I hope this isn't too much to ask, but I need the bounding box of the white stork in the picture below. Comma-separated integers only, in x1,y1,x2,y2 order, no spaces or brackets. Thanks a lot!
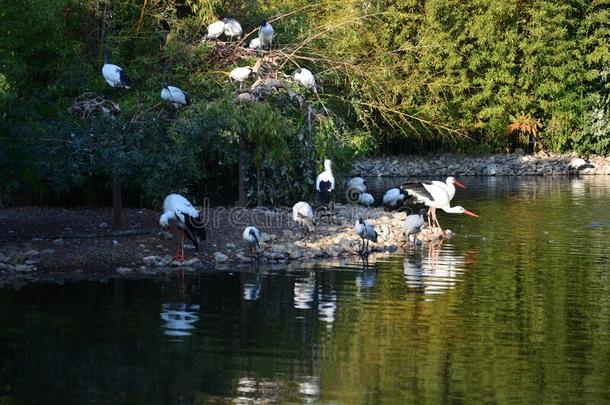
316,159,335,219
102,49,131,89
160,82,190,108
258,20,274,50
159,194,207,262
400,182,478,229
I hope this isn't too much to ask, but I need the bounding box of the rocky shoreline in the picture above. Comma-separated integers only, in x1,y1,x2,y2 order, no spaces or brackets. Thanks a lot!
0,205,445,283
351,152,610,177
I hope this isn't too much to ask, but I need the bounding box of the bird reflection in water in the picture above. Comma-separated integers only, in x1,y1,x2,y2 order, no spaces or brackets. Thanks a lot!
160,303,200,338
318,285,337,329
404,240,478,299
356,259,378,290
233,375,320,404
294,272,316,310
242,270,262,301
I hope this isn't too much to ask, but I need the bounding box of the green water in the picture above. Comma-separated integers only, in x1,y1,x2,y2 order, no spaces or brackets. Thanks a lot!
0,177,609,404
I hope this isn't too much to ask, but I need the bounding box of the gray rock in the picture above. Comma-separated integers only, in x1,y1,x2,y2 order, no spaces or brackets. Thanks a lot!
52,238,64,245
0,263,15,271
159,231,174,240
183,257,202,267
40,248,56,255
260,233,277,242
214,252,229,263
25,249,40,257
142,255,159,266
116,267,132,274
98,222,109,228
236,254,253,263
15,264,33,272
265,252,285,260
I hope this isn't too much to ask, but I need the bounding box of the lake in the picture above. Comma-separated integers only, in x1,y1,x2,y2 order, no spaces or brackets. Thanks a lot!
1,176,609,404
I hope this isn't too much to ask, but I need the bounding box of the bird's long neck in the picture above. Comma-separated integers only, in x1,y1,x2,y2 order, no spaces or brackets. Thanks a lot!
442,206,462,214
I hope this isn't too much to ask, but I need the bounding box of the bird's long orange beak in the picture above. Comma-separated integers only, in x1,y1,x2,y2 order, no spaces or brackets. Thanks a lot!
464,210,479,218
453,179,466,189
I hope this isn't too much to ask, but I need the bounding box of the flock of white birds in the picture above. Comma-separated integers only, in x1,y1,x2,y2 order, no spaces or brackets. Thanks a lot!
101,17,317,109
102,16,479,262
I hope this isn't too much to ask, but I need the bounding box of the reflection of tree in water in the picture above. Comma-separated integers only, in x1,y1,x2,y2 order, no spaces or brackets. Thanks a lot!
404,240,478,298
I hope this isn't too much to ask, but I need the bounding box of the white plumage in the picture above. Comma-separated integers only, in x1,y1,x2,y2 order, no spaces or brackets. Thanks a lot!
358,192,374,206
430,176,464,201
242,225,261,255
258,20,274,50
230,67,253,88
292,201,316,232
206,20,225,39
316,159,335,209
293,68,317,93
355,218,378,256
159,194,207,260
102,50,131,89
223,18,242,41
382,188,405,207
248,38,262,50
161,82,189,108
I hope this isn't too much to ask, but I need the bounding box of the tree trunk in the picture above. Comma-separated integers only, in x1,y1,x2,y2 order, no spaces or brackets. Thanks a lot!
112,176,122,228
237,135,247,207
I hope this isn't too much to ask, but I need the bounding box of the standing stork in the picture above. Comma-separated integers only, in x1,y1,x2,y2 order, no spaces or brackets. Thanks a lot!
242,225,261,258
159,194,207,262
355,218,378,257
160,81,190,108
258,20,274,50
316,159,335,221
102,49,131,89
400,182,478,230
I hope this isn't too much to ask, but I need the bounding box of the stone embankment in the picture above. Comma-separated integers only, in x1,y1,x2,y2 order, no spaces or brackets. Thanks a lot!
351,152,610,177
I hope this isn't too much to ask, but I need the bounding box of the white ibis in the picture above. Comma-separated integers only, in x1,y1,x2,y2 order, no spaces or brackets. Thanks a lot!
242,225,261,257
400,182,478,229
293,68,317,93
230,66,254,89
355,218,378,257
159,194,207,262
160,82,190,108
258,20,274,50
102,49,131,89
358,192,374,207
293,201,316,233
223,18,242,41
404,209,427,242
206,20,225,39
248,38,262,50
316,159,335,218
382,187,406,208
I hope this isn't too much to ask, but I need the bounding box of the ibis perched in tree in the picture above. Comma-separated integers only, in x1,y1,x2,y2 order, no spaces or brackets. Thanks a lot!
242,225,261,258
223,18,242,41
258,20,274,50
159,194,207,262
293,68,317,93
293,202,316,233
102,49,131,89
400,182,478,229
355,218,378,257
316,159,335,219
160,82,190,108
230,66,254,89
404,209,427,242
206,19,225,40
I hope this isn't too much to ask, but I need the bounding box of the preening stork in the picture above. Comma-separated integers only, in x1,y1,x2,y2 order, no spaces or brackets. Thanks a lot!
159,194,207,262
102,49,131,89
400,182,478,230
161,82,190,108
